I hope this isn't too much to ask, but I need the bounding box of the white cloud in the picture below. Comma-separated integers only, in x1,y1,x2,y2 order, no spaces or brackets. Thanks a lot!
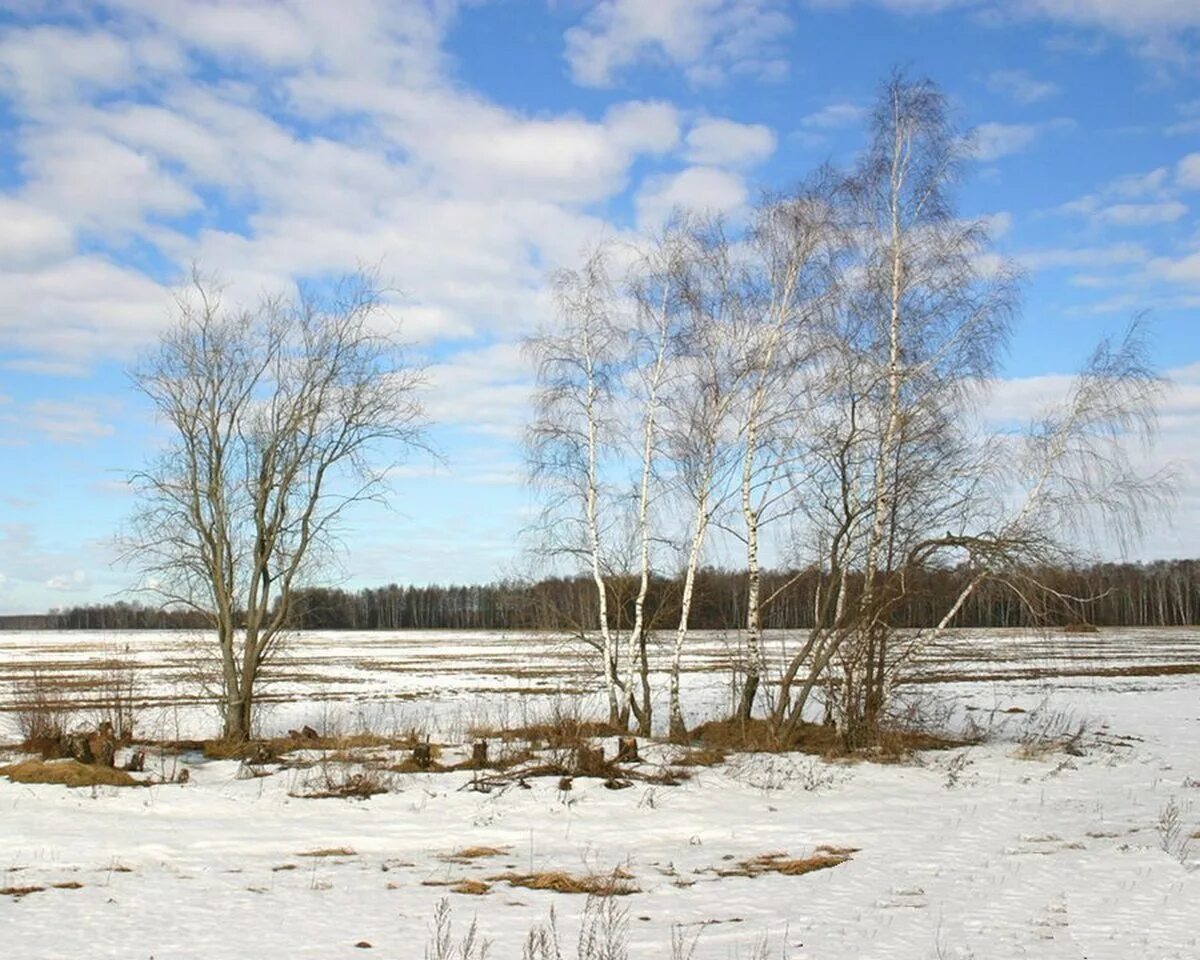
973,118,1072,161
635,166,749,228
1062,196,1190,226
0,197,74,268
1020,0,1200,35
987,69,1060,103
684,117,776,167
423,342,534,439
1178,153,1200,190
564,0,793,88
1017,243,1150,271
800,102,867,129
1150,249,1200,286
1093,201,1189,226
28,400,117,444
46,569,88,592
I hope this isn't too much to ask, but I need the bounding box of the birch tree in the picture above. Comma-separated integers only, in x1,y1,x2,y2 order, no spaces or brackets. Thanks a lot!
663,217,749,739
127,272,427,741
526,249,628,725
771,74,1164,746
729,183,841,721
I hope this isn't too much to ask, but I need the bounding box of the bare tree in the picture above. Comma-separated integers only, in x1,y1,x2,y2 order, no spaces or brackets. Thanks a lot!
526,249,628,725
662,216,749,739
727,182,841,721
126,271,426,741
771,74,1165,746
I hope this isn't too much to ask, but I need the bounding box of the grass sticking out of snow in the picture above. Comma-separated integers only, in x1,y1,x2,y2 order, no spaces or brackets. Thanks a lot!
488,869,639,896
0,759,140,787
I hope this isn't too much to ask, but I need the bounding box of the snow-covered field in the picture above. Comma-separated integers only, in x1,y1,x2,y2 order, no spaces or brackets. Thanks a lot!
1,628,1198,959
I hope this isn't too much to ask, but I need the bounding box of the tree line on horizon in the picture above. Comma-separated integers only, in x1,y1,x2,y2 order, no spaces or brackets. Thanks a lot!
33,556,1199,632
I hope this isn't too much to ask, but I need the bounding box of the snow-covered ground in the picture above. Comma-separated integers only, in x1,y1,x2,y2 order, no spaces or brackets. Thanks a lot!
1,628,1198,959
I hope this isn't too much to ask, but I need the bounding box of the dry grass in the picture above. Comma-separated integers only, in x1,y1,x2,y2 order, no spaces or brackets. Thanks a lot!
202,732,421,762
0,885,45,899
449,879,492,896
290,765,393,800
674,745,729,767
0,759,140,788
1062,623,1100,634
488,868,638,896
440,846,510,864
51,881,84,889
691,715,970,763
716,848,856,879
297,847,356,858
467,715,619,749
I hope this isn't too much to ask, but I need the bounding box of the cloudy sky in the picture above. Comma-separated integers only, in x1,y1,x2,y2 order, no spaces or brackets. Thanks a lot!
0,0,1198,615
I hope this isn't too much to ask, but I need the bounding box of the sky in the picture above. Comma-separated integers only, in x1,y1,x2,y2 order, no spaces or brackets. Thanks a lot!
0,0,1198,616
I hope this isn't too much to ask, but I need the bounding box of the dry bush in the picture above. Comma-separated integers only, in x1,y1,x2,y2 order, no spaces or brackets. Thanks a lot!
1012,709,1088,760
297,847,356,858
489,869,638,897
292,763,393,800
93,646,139,742
469,699,618,749
0,759,141,788
11,671,75,746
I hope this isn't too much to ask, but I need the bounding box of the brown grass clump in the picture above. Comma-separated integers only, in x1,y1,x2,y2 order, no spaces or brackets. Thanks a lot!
717,849,855,879
389,757,449,774
440,846,510,864
297,847,356,858
450,879,492,896
468,718,619,749
0,759,140,788
51,881,84,890
674,745,728,767
0,885,45,899
1062,622,1100,634
691,716,967,762
488,869,638,896
291,767,392,800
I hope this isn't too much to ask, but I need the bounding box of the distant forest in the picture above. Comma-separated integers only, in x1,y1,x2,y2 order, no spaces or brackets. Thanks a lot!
13,558,1198,632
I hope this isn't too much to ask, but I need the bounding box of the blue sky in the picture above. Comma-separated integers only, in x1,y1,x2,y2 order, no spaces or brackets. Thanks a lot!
0,0,1198,615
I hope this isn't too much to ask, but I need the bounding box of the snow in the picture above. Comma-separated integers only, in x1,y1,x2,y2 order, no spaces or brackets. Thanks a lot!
1,628,1198,958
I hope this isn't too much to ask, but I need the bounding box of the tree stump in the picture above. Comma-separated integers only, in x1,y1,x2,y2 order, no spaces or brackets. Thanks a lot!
615,736,639,763
471,740,489,768
90,722,117,768
124,750,146,773
62,732,93,764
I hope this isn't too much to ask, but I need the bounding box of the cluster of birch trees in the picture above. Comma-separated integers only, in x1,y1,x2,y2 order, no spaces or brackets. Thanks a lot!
525,75,1166,745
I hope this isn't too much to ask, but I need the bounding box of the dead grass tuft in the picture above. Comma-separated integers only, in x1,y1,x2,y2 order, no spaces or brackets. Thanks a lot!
467,717,619,749
297,847,356,858
0,885,45,899
717,849,854,879
488,869,638,896
449,879,492,895
51,881,84,889
691,716,967,762
440,846,510,863
0,759,140,788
